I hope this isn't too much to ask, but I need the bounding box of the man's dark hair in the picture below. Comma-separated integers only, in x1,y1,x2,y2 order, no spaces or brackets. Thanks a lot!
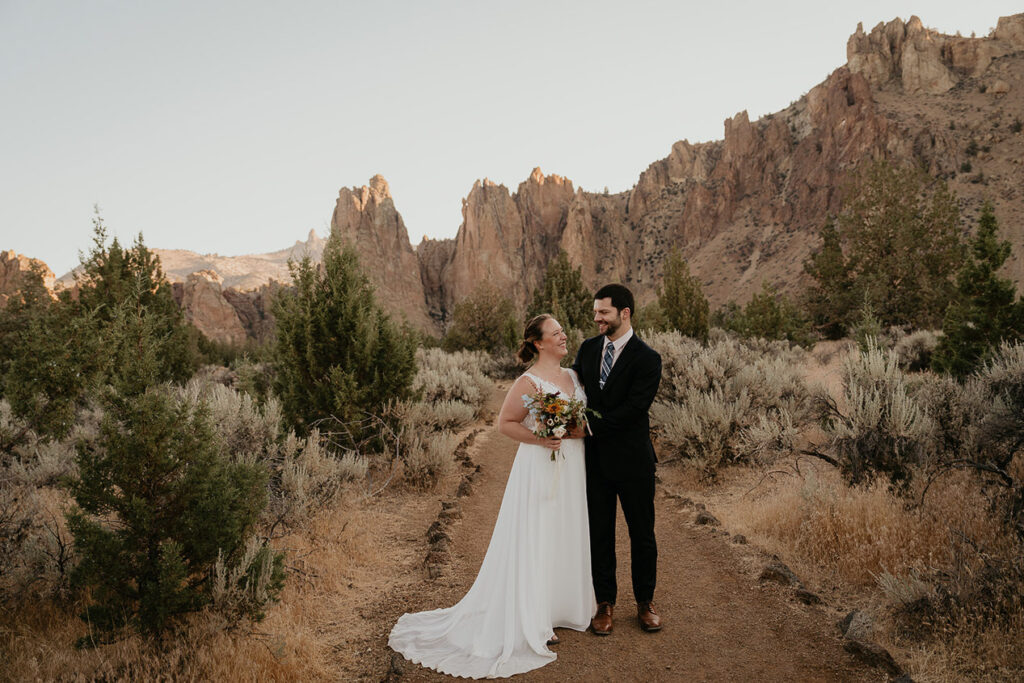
594,284,635,316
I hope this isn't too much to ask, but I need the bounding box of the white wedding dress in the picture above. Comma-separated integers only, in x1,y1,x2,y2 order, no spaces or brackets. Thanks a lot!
388,369,597,679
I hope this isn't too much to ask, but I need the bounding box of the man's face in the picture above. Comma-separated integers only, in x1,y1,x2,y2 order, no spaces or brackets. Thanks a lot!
593,297,623,337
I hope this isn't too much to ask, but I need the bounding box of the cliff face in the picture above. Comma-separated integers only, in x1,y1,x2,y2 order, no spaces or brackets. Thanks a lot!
0,250,55,307
330,175,433,330
23,13,1024,343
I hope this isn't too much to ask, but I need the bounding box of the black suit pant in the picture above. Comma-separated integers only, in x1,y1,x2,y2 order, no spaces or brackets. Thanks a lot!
586,463,657,605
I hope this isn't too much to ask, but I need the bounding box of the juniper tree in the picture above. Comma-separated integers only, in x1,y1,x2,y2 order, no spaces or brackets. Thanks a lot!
933,202,1024,376
804,161,964,334
658,249,709,343
803,219,855,338
527,250,592,332
442,279,519,354
74,211,198,385
66,302,279,639
272,238,417,439
0,264,107,441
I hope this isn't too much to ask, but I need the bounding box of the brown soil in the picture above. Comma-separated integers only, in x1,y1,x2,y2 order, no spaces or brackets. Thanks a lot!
344,384,885,682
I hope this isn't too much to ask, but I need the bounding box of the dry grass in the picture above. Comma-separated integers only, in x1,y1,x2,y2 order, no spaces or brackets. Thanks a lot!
0,486,428,681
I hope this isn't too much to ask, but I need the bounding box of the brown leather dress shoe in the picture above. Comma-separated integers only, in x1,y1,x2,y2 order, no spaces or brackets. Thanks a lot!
637,601,662,632
591,602,613,635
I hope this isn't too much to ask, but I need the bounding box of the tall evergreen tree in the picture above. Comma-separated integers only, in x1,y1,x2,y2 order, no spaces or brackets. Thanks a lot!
933,202,1023,376
803,219,855,339
272,238,417,438
74,212,198,384
804,160,964,333
526,251,593,332
0,264,107,441
658,249,709,343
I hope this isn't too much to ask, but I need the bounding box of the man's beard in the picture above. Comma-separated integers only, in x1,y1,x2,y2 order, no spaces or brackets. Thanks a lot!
602,314,622,337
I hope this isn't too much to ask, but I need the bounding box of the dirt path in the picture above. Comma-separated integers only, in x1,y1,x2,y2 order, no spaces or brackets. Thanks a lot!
367,385,880,681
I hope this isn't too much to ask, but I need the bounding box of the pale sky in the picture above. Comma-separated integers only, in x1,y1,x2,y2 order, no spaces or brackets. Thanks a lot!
1,1,1020,276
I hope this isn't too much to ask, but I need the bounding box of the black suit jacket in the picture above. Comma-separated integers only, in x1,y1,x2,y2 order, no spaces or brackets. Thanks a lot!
572,332,662,481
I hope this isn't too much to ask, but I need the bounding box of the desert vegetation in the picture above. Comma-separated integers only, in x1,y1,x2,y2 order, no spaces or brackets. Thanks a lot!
3,155,1023,680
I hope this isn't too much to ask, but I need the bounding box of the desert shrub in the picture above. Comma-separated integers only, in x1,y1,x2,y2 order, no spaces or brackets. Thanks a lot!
894,329,942,371
273,239,417,441
67,387,279,639
399,400,476,433
412,348,492,413
178,380,365,533
0,400,101,604
397,427,460,490
820,339,935,487
647,331,812,477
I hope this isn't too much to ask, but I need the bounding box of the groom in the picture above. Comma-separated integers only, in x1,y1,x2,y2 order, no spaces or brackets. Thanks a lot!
572,284,663,635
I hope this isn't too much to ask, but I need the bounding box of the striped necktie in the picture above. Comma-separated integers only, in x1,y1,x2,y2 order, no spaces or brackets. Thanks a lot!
599,340,615,389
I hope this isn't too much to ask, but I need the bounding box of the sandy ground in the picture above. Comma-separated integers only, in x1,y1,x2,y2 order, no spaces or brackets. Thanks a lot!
342,380,888,682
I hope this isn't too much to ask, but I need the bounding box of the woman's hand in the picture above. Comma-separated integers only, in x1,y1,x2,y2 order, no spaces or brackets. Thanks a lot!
566,424,586,439
538,437,562,450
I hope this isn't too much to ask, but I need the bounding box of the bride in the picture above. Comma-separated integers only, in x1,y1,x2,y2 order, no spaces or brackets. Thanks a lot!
388,314,597,678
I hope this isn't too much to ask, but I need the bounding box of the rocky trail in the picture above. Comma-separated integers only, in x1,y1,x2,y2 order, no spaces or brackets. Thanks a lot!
345,384,886,682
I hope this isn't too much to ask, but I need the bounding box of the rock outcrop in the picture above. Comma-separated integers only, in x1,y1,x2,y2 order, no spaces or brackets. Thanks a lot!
173,270,248,346
0,250,55,307
35,12,1024,344
847,14,1024,94
330,175,433,329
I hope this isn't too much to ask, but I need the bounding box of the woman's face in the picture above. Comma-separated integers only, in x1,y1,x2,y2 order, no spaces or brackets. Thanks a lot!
537,318,568,359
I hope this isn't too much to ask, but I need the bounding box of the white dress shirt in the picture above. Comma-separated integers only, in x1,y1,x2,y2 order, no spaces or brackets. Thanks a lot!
600,326,633,373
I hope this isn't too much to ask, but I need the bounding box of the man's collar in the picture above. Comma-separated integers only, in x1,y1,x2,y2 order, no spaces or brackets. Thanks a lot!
603,326,634,350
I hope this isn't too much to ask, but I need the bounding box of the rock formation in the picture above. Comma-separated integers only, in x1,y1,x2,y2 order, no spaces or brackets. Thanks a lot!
29,12,1024,344
330,175,433,329
172,270,248,346
0,250,55,307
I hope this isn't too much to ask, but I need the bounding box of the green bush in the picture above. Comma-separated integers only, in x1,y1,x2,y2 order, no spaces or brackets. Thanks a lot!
526,250,592,332
933,202,1024,377
442,280,519,355
272,239,417,441
67,387,279,639
803,160,964,335
713,283,813,346
657,249,709,343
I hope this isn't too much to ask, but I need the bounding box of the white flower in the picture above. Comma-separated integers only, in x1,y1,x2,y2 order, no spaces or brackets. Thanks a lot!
552,425,566,438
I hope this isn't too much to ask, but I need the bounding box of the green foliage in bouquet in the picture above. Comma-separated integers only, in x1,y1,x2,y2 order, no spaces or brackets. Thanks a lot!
273,238,417,439
66,385,278,640
804,160,964,335
657,249,709,344
442,279,519,355
933,202,1024,377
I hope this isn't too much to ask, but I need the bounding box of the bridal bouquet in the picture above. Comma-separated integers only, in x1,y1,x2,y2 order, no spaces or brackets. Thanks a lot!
522,391,591,460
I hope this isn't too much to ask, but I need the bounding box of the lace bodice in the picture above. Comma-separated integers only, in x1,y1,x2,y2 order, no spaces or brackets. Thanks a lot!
520,369,585,431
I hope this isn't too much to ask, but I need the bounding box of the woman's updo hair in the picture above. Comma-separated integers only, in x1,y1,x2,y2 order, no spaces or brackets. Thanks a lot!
517,314,552,364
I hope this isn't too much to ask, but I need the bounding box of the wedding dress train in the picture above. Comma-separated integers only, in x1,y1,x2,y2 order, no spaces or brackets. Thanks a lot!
388,370,596,678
